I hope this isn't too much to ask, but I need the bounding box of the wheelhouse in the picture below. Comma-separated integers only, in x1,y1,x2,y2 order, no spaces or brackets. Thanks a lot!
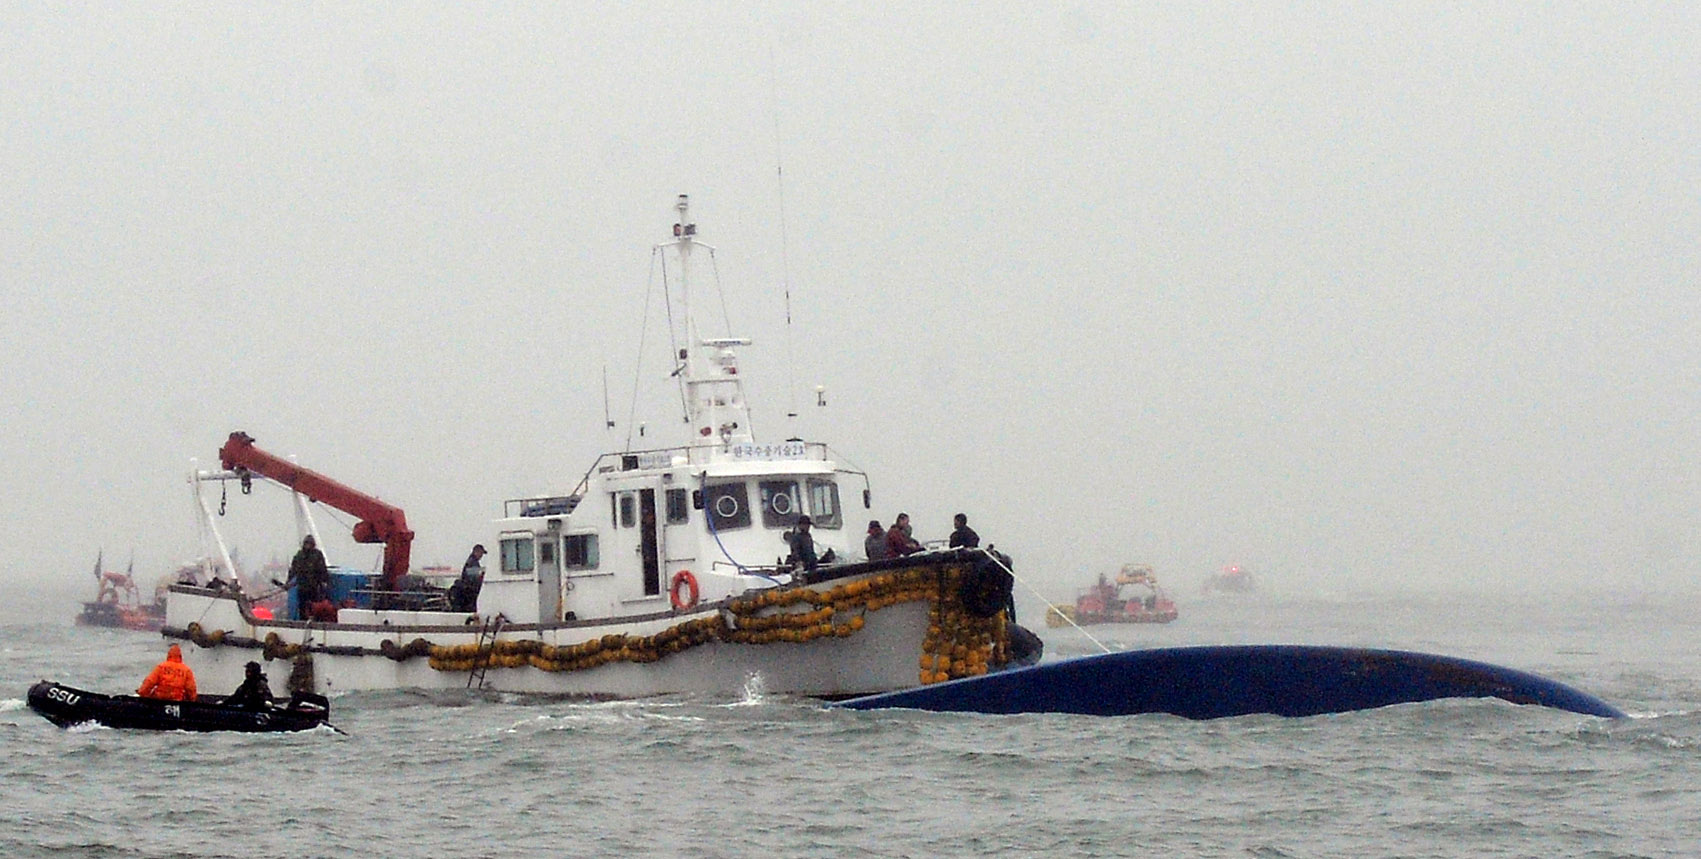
481,442,866,625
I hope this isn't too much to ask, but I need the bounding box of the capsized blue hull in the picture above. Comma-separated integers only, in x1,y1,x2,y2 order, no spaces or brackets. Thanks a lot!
833,645,1625,719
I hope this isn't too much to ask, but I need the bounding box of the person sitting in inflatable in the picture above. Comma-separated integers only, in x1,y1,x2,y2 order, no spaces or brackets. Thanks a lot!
137,644,197,701
225,661,273,710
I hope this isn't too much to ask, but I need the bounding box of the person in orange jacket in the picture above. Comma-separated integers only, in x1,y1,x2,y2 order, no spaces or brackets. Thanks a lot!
137,643,197,701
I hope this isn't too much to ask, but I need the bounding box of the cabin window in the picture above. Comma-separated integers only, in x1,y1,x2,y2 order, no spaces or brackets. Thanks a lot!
705,482,751,531
500,537,535,575
618,493,636,528
665,488,690,524
760,480,801,529
807,479,842,529
564,534,599,569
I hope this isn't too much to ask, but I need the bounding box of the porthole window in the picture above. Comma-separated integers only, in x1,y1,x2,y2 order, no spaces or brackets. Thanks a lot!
705,482,751,531
760,480,801,529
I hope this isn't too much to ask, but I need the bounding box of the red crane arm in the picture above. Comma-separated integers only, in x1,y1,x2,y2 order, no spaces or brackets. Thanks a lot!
219,431,415,591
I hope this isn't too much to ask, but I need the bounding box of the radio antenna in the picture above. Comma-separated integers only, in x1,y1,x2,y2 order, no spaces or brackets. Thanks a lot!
602,364,615,432
769,43,800,433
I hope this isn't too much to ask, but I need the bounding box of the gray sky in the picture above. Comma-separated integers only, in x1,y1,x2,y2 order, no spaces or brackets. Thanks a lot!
4,4,1698,615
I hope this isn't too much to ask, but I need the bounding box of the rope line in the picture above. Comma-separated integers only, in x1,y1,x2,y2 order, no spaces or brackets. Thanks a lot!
972,548,1111,655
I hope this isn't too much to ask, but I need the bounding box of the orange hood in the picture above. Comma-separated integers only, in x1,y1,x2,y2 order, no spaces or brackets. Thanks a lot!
166,644,183,662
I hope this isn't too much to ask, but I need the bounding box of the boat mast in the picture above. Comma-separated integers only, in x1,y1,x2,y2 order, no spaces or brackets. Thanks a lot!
668,194,754,450
189,467,238,585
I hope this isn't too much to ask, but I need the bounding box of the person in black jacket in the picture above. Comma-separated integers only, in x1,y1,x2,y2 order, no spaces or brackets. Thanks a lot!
948,513,980,549
285,535,331,620
449,544,487,611
787,516,819,572
226,661,274,710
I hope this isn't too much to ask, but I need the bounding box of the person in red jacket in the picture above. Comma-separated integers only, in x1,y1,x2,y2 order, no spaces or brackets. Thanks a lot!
885,512,923,557
137,644,197,701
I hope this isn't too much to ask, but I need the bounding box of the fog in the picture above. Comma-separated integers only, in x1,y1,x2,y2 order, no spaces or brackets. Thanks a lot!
4,5,1698,619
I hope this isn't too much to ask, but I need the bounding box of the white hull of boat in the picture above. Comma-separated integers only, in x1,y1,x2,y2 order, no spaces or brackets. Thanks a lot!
165,563,983,699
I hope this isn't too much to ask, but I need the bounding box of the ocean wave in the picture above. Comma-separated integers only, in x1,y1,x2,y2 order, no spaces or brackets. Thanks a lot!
1618,708,1698,719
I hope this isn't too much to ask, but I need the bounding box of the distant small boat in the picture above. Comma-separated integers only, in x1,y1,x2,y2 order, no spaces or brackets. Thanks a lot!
76,555,165,632
1203,564,1255,594
26,681,332,733
1047,564,1178,626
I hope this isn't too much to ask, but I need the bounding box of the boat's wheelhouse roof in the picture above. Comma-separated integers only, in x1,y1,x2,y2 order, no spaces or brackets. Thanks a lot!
499,441,853,524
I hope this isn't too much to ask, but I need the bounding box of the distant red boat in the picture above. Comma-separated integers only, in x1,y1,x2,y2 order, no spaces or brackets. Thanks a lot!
77,557,166,631
1203,565,1255,594
1047,564,1179,627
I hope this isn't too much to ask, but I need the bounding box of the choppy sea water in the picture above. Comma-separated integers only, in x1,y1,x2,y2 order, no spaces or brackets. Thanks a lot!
3,590,1698,858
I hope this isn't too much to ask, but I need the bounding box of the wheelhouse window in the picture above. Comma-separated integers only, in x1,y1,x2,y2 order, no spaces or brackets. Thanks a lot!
563,534,599,569
665,488,690,524
500,537,535,576
705,482,751,531
806,479,842,529
760,480,801,529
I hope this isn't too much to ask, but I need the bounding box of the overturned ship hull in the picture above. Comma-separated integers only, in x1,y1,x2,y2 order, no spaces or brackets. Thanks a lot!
835,644,1625,720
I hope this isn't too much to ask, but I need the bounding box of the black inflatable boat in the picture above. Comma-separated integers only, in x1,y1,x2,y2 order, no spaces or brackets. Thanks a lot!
27,681,332,732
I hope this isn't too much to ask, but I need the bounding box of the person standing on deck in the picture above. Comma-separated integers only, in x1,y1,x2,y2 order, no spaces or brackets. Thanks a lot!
948,513,980,549
865,520,893,561
285,535,331,620
450,544,487,611
885,513,923,557
788,516,819,572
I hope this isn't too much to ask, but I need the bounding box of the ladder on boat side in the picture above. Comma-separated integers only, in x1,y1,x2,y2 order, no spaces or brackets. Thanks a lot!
467,615,505,690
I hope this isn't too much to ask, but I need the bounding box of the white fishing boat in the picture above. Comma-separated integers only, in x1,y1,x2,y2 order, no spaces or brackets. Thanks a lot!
165,196,1039,698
